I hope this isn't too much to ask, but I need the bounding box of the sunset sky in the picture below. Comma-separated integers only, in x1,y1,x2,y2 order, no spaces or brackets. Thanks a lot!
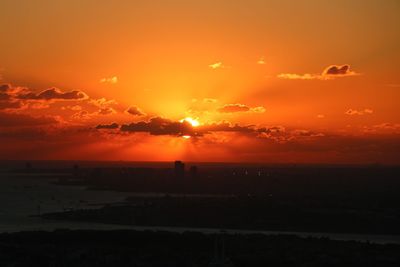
1,0,399,163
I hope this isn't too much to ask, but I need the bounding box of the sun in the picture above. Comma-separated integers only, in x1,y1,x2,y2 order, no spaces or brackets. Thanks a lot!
181,117,200,127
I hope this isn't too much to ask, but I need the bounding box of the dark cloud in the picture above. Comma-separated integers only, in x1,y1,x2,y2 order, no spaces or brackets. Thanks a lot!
0,84,20,110
278,64,358,80
96,122,119,129
0,84,89,111
121,117,195,136
323,65,350,75
126,106,146,116
112,117,278,138
0,93,11,100
0,100,22,110
17,87,88,101
0,84,11,92
0,112,58,127
119,117,260,136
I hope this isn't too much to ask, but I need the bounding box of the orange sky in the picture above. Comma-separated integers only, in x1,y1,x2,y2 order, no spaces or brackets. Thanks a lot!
0,0,399,164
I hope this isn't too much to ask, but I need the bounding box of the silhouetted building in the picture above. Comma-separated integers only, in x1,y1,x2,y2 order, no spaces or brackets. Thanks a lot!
174,161,185,178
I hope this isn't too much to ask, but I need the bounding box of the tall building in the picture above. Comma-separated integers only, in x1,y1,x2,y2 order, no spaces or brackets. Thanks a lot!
174,161,185,178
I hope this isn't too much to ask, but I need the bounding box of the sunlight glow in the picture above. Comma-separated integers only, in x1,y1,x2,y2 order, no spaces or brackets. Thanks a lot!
181,117,200,127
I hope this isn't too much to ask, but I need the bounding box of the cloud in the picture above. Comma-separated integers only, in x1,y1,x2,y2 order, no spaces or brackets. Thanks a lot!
71,107,116,121
209,62,225,69
88,98,117,116
104,116,319,144
100,76,118,84
201,121,255,134
187,98,219,117
119,118,263,137
61,105,82,111
278,64,359,80
203,98,217,103
97,107,116,115
218,104,250,113
192,98,218,103
257,57,266,65
126,106,146,116
0,84,11,92
88,98,116,108
0,100,22,110
323,65,353,75
0,112,58,127
119,118,247,137
29,102,50,109
217,104,266,113
121,117,195,136
0,84,23,110
0,84,89,112
71,110,92,120
114,117,327,146
373,123,400,130
345,108,373,116
17,88,88,101
363,123,400,134
292,129,325,137
250,106,266,113
96,122,119,129
277,73,317,80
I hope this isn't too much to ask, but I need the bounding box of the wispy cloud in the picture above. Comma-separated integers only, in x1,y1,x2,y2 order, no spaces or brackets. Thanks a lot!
217,103,266,113
345,108,373,116
277,73,317,80
257,57,266,65
278,65,360,80
209,62,224,69
61,105,82,111
100,76,118,84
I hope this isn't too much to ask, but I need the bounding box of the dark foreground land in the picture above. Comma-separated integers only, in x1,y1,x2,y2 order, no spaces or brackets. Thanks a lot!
5,162,400,235
41,194,400,235
1,229,400,267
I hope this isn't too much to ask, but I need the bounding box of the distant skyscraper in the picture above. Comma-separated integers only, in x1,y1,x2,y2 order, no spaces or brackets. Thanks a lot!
174,161,185,178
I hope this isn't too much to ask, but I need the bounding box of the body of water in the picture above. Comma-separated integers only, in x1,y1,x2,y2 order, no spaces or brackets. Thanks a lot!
1,173,400,244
